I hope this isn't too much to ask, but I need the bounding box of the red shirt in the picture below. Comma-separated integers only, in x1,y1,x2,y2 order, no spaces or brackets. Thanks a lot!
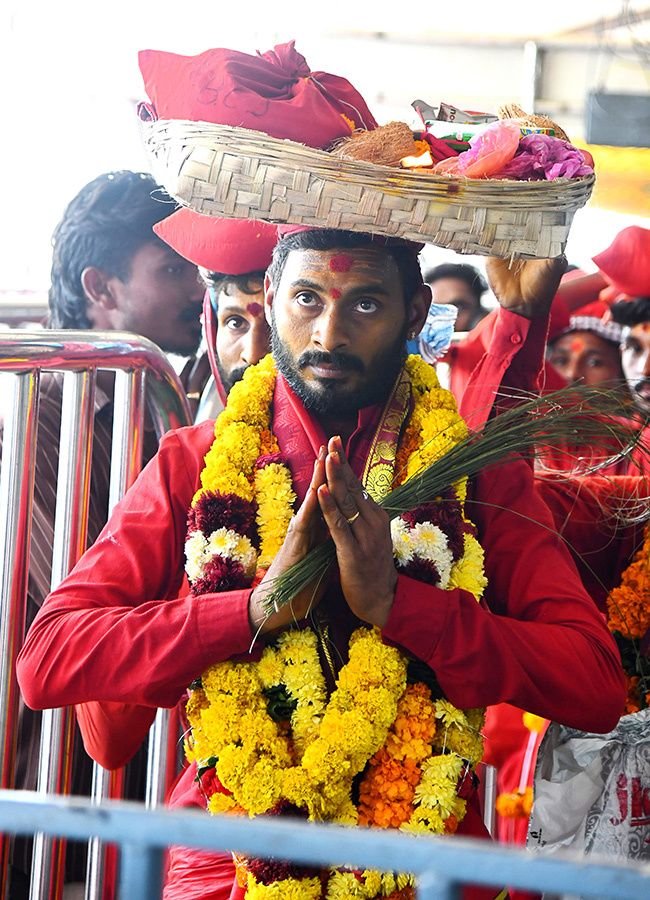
17,379,626,900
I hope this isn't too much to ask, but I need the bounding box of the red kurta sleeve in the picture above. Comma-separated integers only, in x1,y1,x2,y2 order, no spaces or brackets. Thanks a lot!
16,421,254,714
382,456,626,734
459,309,563,429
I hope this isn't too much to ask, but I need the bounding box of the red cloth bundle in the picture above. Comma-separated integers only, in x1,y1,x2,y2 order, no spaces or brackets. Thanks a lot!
138,40,377,149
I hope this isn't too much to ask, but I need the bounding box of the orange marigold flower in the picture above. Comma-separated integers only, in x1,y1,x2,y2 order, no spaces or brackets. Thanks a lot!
521,787,534,817
443,814,459,835
608,527,650,639
384,886,415,900
496,790,531,819
358,750,419,827
623,674,641,716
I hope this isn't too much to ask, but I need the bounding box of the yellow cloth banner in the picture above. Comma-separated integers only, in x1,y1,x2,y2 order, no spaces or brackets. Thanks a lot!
575,142,650,217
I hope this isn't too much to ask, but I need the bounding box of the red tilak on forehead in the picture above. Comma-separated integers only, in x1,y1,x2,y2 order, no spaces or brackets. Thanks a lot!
570,337,584,353
329,254,354,273
330,288,342,299
246,302,264,317
642,323,650,333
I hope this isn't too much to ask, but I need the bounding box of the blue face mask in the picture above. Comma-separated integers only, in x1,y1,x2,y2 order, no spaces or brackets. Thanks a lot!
406,303,458,361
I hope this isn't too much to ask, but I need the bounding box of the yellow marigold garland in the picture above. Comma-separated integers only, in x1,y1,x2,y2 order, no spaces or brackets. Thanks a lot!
185,354,488,899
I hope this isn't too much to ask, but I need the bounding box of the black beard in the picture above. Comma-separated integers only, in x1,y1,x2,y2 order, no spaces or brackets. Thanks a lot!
270,317,409,416
632,378,650,417
216,358,248,396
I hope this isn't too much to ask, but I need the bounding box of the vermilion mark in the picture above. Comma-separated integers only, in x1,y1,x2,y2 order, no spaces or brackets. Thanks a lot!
246,302,263,317
331,288,342,299
570,338,584,353
642,323,650,332
329,254,354,272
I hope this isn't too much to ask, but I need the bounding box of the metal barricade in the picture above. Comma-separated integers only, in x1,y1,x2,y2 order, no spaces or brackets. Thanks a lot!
1,792,650,900
0,331,192,900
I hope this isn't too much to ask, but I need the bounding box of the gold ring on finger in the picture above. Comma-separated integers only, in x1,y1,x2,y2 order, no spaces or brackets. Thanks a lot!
346,510,361,524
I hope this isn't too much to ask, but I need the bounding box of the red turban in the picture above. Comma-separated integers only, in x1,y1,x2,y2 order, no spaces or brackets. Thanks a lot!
154,209,277,274
592,225,650,299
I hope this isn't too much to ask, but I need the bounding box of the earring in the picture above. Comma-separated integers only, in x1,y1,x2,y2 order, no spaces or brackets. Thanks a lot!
409,331,416,341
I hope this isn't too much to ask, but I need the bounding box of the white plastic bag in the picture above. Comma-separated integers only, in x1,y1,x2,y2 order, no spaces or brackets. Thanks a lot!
528,709,650,861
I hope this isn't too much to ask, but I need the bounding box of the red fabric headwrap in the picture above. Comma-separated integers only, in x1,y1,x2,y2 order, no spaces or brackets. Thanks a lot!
154,210,277,274
138,40,377,149
592,226,650,299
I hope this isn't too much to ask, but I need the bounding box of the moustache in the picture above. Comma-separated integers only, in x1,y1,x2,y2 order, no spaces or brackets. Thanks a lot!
297,350,364,374
633,378,650,395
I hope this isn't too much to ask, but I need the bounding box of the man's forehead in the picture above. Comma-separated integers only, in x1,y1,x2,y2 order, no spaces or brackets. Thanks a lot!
217,281,264,311
628,322,650,338
281,246,399,283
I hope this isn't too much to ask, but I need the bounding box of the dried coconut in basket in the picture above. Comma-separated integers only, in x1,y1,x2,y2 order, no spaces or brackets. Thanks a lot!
329,121,418,167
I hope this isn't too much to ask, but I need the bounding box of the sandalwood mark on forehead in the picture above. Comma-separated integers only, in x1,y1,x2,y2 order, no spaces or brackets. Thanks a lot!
330,288,342,300
570,337,584,353
246,302,264,317
329,254,354,273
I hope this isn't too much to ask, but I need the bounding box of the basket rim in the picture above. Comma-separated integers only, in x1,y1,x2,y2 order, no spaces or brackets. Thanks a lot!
144,117,596,200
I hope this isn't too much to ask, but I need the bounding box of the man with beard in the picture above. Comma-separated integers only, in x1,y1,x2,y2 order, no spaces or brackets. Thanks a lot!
18,229,625,900
611,297,650,418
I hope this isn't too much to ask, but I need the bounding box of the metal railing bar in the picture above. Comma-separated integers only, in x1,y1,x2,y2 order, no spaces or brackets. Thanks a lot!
145,710,171,810
0,331,191,437
0,372,39,898
109,369,145,512
118,844,163,900
416,872,461,900
0,330,191,900
0,371,39,788
0,793,648,900
87,367,144,900
31,369,97,900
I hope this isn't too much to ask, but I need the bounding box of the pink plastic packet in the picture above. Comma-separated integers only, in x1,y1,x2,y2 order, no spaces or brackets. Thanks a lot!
433,119,521,178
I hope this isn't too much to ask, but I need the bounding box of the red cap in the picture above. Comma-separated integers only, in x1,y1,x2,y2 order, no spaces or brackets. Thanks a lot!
553,299,623,344
592,226,650,299
154,209,277,273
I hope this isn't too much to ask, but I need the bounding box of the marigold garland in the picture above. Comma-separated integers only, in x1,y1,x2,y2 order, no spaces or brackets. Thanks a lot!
184,354,488,899
607,524,650,714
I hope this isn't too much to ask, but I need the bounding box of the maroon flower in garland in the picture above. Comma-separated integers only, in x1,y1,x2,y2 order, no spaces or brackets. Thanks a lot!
247,857,321,885
188,490,258,542
190,556,248,595
246,802,319,884
402,494,465,561
255,452,285,469
400,557,442,587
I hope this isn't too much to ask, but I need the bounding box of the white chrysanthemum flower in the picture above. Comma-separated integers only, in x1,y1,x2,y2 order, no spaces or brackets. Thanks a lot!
206,528,257,576
184,531,208,581
390,518,414,564
409,523,453,587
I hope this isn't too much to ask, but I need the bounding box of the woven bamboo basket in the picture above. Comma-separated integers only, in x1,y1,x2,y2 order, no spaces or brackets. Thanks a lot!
144,119,595,260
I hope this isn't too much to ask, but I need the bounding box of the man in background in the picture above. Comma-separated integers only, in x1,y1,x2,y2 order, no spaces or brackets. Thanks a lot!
611,297,650,418
425,261,489,332
152,208,277,419
546,300,624,389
